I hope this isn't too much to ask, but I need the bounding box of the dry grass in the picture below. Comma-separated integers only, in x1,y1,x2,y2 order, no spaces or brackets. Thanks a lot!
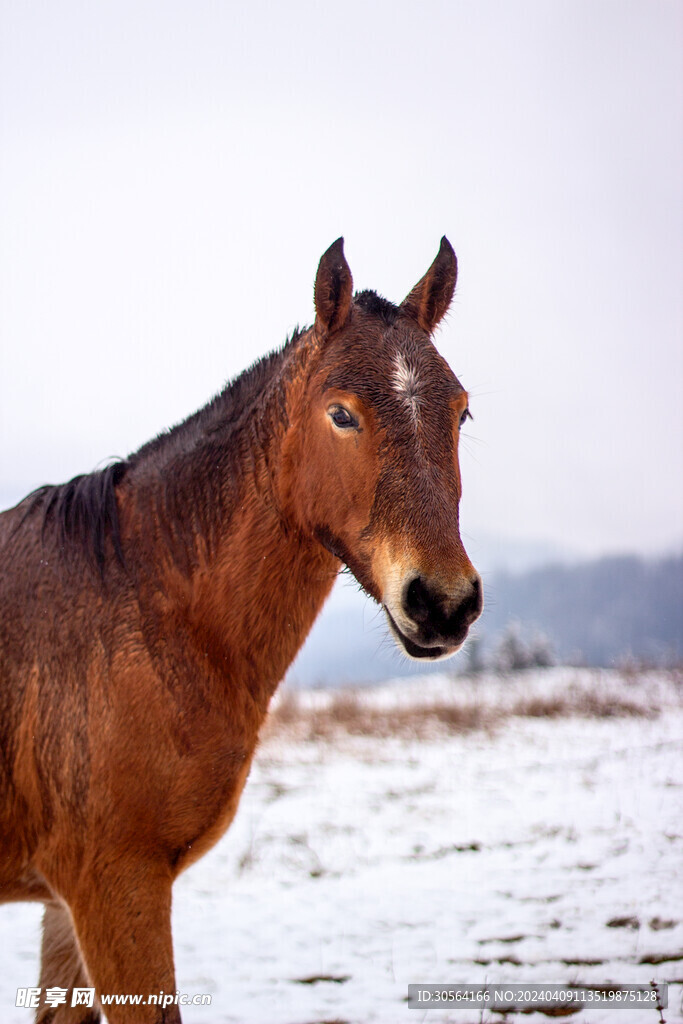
263,669,680,743
508,691,656,720
264,689,490,742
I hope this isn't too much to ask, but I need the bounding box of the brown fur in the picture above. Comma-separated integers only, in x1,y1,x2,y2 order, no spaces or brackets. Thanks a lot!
0,238,482,1022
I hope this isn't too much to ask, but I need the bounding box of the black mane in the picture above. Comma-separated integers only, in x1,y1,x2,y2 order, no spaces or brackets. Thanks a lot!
28,328,307,576
128,331,302,469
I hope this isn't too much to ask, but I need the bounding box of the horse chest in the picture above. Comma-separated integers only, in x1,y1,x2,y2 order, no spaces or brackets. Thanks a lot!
168,745,255,874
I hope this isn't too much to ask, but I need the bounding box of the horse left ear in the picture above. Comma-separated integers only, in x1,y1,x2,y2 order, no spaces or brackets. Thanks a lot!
400,236,458,333
314,238,353,336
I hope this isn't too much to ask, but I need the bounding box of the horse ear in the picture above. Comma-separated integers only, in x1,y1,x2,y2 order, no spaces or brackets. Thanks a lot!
400,236,458,333
314,238,353,336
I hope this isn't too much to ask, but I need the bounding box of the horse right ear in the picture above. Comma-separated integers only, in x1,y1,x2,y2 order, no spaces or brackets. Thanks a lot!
400,236,457,334
314,238,353,336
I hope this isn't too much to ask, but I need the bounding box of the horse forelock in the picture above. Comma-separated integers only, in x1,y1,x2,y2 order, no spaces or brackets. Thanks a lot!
353,289,400,326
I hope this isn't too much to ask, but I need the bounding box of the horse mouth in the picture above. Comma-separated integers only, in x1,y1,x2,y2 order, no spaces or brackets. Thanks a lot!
384,608,460,661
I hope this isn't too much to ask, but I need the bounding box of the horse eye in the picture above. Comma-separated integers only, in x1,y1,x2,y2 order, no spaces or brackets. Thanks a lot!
330,406,357,430
459,407,472,428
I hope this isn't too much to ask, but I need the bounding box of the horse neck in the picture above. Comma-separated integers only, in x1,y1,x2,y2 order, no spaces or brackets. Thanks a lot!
120,334,338,709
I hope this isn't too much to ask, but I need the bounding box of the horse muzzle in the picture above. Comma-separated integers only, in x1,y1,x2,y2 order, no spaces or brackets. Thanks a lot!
384,571,483,660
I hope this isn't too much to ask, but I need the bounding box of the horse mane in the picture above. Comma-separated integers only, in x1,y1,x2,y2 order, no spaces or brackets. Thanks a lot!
27,328,307,577
128,334,301,469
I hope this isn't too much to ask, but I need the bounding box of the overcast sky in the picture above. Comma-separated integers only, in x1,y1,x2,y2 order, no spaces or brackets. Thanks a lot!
1,0,681,561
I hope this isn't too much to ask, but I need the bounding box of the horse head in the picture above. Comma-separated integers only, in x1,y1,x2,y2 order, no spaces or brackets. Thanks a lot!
282,238,482,660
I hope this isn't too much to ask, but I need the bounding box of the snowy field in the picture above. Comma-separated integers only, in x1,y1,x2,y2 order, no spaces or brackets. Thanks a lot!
1,668,682,1023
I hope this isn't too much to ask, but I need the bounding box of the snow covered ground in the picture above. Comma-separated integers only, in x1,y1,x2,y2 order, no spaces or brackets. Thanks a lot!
2,668,682,1023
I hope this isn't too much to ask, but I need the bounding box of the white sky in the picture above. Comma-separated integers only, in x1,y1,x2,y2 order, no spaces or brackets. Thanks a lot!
1,0,682,558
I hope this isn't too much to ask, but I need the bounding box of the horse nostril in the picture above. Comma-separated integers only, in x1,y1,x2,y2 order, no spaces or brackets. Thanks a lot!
403,575,433,625
468,574,483,617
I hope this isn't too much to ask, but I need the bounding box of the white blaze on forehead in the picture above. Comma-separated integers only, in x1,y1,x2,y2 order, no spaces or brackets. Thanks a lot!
392,352,421,422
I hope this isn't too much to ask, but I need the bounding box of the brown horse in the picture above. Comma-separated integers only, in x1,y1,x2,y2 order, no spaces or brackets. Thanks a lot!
0,238,482,1022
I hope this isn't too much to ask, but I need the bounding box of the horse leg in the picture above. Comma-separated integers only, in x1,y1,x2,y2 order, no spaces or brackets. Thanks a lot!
37,901,101,1024
67,860,181,1024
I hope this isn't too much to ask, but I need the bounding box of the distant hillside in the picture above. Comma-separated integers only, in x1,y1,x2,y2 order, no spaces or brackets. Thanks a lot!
287,551,683,686
479,553,683,666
